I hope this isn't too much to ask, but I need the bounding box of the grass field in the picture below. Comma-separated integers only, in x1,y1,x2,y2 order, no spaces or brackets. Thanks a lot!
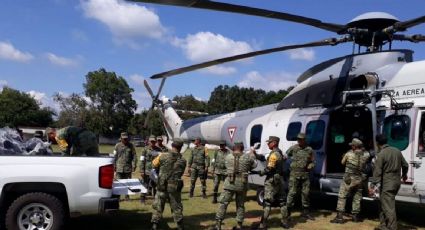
61,145,425,230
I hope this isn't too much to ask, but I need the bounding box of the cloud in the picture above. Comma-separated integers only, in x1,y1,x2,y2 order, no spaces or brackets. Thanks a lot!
27,90,59,111
0,80,8,90
133,91,152,113
130,74,145,86
81,0,165,42
288,48,315,61
0,41,33,62
46,53,81,67
71,29,89,42
238,71,297,92
173,32,253,75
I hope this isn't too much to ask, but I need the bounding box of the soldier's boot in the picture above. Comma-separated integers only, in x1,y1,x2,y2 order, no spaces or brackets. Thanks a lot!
232,222,243,230
352,214,361,222
140,195,146,204
151,222,158,230
330,212,345,224
202,190,207,199
212,193,218,203
177,221,184,230
301,209,315,221
189,187,194,198
280,218,290,229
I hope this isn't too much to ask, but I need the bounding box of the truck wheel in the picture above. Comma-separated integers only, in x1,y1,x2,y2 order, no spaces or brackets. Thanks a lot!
256,187,265,206
6,192,65,230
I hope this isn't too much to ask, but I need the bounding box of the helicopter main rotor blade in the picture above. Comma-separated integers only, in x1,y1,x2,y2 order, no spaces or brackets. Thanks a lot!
395,15,425,31
150,36,351,79
130,0,344,33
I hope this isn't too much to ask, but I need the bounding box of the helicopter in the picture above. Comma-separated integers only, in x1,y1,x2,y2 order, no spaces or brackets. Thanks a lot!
131,0,425,205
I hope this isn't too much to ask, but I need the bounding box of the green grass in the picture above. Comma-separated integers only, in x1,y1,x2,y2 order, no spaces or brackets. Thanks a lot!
58,145,425,229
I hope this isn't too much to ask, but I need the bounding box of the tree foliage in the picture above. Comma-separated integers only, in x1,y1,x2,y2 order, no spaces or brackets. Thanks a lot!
128,110,164,137
0,87,54,127
83,68,137,136
172,94,208,120
53,93,89,127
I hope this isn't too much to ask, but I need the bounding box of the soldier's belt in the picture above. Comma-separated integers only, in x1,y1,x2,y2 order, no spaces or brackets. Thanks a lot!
290,168,308,172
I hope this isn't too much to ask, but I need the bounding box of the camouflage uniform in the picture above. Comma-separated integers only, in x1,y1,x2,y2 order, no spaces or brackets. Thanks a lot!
372,144,408,230
140,137,162,201
156,136,168,152
212,145,230,203
283,134,315,222
188,144,210,197
114,141,137,179
151,141,187,230
215,143,257,230
332,138,370,223
259,142,287,227
56,126,99,156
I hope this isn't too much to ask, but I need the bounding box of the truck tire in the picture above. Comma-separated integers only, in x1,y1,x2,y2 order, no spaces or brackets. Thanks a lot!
5,192,65,230
256,187,265,206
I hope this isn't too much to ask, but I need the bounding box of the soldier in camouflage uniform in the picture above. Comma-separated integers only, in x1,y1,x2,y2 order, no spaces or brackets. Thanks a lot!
140,135,161,203
257,136,287,229
214,141,257,230
370,134,408,230
46,126,99,156
188,137,210,198
113,132,137,200
331,138,370,224
282,133,315,228
156,136,168,152
151,139,187,230
212,140,230,204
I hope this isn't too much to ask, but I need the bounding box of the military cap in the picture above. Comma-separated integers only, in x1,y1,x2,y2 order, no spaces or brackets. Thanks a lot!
120,132,129,139
349,138,363,147
297,133,306,139
201,139,207,145
156,136,163,141
172,139,184,148
233,141,244,147
219,140,226,145
266,136,280,143
148,135,156,141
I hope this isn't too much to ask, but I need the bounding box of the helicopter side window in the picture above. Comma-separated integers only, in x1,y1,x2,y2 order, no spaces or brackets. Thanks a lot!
306,120,325,150
250,124,263,147
383,115,410,151
286,122,302,141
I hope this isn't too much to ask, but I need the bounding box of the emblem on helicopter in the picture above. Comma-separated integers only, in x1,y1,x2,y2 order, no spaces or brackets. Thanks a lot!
227,127,237,142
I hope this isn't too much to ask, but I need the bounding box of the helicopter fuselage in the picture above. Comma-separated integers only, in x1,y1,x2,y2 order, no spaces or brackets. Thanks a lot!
160,49,425,204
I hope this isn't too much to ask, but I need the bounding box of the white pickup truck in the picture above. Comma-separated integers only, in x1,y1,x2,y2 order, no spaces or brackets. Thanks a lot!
0,156,119,230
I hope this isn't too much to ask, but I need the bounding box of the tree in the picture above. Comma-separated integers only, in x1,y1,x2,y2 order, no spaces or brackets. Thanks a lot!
53,93,89,127
0,87,54,127
84,68,137,136
128,111,164,137
172,94,207,120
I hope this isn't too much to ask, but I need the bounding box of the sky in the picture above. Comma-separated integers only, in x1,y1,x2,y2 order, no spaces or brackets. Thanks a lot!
1,0,425,113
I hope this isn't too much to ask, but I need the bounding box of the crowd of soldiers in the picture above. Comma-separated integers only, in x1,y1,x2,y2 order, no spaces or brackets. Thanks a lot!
112,131,408,230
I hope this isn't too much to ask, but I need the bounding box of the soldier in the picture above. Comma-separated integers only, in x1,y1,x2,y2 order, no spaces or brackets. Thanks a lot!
113,132,137,200
188,137,210,198
212,140,230,204
151,139,187,230
257,136,287,229
46,126,99,156
156,135,168,152
282,133,315,228
214,141,257,230
140,135,161,203
370,134,408,230
330,138,369,223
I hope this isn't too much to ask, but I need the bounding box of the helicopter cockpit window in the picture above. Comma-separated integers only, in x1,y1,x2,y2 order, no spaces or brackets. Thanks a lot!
286,122,302,141
306,120,325,150
383,115,410,151
250,125,263,147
